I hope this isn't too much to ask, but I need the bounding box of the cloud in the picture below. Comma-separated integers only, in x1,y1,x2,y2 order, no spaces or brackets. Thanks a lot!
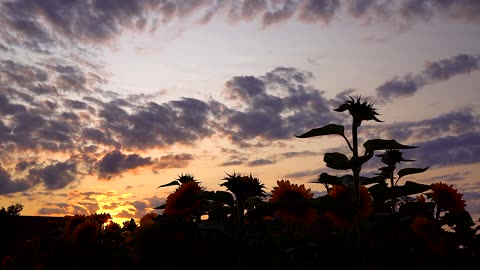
97,150,154,180
247,158,276,167
358,108,480,169
425,171,472,183
3,0,478,56
282,151,322,158
219,160,246,166
376,54,480,101
153,154,194,170
0,166,31,194
0,0,161,52
345,0,480,29
221,66,342,145
297,0,340,24
412,132,480,168
1,43,478,198
27,160,78,190
362,107,480,143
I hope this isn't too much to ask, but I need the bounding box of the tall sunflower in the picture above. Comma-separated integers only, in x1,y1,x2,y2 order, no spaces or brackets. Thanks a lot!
269,180,317,225
428,182,466,213
326,184,372,227
220,172,266,203
334,95,382,127
163,181,205,218
220,172,266,224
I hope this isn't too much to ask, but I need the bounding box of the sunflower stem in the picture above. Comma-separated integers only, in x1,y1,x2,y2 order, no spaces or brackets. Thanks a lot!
352,117,367,270
434,206,442,234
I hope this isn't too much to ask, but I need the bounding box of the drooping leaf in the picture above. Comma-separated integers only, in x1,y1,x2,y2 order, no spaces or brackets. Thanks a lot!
316,173,343,186
363,139,417,153
324,152,350,170
157,180,180,188
360,175,385,186
368,182,390,203
397,167,429,180
198,190,236,208
295,124,345,138
390,181,431,198
333,103,350,112
316,173,355,187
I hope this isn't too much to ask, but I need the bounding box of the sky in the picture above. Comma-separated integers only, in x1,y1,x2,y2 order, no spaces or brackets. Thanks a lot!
0,0,479,224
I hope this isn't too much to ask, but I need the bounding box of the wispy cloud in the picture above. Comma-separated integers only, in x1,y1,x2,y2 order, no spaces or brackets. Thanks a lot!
376,54,480,102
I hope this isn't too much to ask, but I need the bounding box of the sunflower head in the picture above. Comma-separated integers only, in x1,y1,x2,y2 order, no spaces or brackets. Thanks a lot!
220,172,266,202
72,220,101,247
65,214,87,240
176,173,198,184
411,215,435,238
334,95,382,126
376,149,414,167
326,184,373,227
140,212,159,228
269,180,317,224
164,181,205,217
428,182,466,213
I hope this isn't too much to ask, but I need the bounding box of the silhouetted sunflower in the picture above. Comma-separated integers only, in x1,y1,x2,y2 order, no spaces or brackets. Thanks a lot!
326,184,372,227
221,172,266,203
164,181,205,217
72,220,100,247
410,215,446,255
65,214,87,240
376,149,414,167
411,216,435,238
269,180,317,224
428,182,466,213
139,212,158,228
334,95,382,127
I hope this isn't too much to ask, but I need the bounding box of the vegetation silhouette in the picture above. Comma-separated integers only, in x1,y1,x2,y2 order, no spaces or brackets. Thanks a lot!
1,96,479,270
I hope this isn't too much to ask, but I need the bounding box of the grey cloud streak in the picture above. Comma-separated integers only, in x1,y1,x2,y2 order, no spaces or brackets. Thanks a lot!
376,54,480,102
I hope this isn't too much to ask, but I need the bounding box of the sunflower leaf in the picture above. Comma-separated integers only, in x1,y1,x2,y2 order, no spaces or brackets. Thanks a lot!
295,124,345,138
324,152,350,170
316,173,343,186
198,190,236,208
363,139,417,153
390,181,431,198
153,203,166,209
157,180,180,188
360,175,385,186
397,167,429,180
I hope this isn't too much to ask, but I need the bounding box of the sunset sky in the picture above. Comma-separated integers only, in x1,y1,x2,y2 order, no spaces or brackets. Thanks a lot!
1,0,479,224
